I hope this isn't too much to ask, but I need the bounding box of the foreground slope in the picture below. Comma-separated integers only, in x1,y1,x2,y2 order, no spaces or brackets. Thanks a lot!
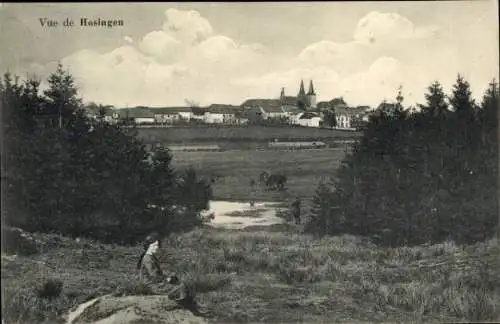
2,227,499,323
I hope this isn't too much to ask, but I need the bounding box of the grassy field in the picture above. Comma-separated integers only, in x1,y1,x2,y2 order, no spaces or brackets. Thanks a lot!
136,125,361,144
171,148,347,203
2,227,499,323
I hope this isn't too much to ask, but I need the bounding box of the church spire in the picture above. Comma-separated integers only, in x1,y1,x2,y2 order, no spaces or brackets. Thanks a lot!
280,87,285,99
298,79,306,97
307,80,316,96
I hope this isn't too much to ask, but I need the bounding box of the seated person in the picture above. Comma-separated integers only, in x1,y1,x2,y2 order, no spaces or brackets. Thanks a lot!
137,232,207,315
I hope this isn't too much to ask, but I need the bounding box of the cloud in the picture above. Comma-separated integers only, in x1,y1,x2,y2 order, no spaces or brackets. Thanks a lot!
338,57,430,106
297,40,372,75
162,8,213,45
353,11,435,45
40,8,497,108
138,30,181,62
47,8,272,107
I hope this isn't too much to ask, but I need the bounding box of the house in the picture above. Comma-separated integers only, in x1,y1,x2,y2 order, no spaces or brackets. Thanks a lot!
190,107,208,122
205,104,239,124
295,112,322,128
334,105,366,129
376,102,400,115
241,99,287,120
238,106,262,124
234,110,250,125
317,97,347,111
84,105,120,124
152,107,193,124
102,109,120,124
281,106,302,121
126,108,155,124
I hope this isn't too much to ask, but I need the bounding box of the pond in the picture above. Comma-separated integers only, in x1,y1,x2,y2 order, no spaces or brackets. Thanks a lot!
203,200,285,229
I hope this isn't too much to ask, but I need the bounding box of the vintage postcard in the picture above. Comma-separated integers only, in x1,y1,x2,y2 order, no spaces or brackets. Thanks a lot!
1,2,499,323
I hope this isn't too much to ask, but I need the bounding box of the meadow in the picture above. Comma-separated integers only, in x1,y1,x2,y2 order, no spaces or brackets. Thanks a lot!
136,125,361,144
171,148,348,202
2,227,499,323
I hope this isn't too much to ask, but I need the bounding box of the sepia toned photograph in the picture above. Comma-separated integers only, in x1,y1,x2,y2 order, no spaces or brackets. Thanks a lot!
1,2,499,323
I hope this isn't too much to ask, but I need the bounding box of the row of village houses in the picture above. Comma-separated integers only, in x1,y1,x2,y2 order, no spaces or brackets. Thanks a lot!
90,98,374,130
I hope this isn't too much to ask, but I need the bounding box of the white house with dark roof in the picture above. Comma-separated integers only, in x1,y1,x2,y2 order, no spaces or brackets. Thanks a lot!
126,108,155,124
152,107,193,124
294,112,322,127
205,104,239,124
190,107,208,121
241,99,287,120
334,105,366,129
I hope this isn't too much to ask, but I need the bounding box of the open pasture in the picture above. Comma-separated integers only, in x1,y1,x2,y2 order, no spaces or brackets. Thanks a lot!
137,125,361,144
171,148,347,202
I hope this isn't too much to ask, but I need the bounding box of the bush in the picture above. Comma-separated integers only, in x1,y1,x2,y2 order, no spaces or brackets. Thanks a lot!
1,227,38,255
35,279,63,300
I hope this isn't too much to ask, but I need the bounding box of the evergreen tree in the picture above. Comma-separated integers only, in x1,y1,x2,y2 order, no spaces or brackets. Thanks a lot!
419,81,449,118
479,79,499,144
43,63,82,129
307,180,338,234
307,76,498,246
2,66,212,243
448,74,480,164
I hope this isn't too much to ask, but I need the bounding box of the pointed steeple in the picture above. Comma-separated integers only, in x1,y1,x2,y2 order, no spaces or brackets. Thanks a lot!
307,80,316,96
280,87,285,99
298,80,306,97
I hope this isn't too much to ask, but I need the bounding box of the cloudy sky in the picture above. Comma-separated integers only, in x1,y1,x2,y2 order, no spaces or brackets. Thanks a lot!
0,2,498,108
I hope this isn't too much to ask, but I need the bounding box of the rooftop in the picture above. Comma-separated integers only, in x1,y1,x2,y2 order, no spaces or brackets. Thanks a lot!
208,104,240,114
299,112,320,119
124,108,155,118
281,96,299,106
241,99,283,113
150,107,192,114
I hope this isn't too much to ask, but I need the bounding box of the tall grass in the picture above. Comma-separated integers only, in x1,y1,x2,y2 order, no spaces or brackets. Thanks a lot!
2,229,499,323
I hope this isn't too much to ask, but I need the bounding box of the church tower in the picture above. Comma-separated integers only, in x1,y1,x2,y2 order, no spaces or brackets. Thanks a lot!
306,80,317,109
297,79,307,109
298,80,306,97
280,87,285,100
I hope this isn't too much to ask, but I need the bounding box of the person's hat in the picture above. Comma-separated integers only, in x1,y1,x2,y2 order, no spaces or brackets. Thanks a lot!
143,232,161,249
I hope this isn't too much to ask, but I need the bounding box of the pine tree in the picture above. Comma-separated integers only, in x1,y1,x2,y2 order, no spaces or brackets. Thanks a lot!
43,63,82,129
419,81,449,118
308,180,337,234
479,79,499,137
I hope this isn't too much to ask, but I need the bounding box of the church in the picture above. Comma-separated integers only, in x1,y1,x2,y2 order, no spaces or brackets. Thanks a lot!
280,79,317,111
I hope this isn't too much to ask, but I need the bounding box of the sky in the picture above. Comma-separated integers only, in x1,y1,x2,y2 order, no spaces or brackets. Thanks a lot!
0,2,498,108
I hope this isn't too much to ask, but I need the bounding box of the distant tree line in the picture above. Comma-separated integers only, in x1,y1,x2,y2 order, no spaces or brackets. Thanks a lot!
307,76,499,246
1,64,213,244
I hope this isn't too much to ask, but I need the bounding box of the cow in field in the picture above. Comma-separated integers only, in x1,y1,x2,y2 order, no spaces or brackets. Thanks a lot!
259,171,287,190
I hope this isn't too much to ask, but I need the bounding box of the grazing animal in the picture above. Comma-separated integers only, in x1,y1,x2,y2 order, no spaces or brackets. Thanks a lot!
265,173,287,191
259,171,270,185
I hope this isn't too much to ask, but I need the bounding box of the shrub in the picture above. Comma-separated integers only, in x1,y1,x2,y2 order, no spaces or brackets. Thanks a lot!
1,227,38,256
35,279,63,300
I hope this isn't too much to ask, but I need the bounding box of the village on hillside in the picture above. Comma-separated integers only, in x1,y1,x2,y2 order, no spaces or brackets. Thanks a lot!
85,80,377,130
